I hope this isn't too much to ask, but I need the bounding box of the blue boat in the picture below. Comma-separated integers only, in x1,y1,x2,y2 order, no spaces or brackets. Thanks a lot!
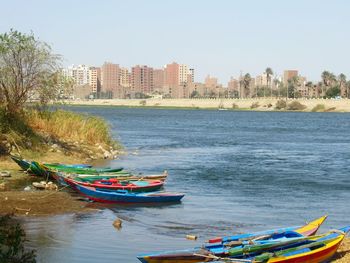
74,183,185,203
137,216,327,263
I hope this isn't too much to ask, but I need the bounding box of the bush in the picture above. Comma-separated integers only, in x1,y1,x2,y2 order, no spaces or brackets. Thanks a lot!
325,107,336,112
250,102,259,109
232,103,239,109
287,101,307,111
0,214,36,262
275,100,287,110
139,100,146,106
311,104,325,112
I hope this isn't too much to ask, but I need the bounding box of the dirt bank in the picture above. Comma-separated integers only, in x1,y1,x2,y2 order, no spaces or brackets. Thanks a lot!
0,152,106,216
0,190,96,216
68,98,350,112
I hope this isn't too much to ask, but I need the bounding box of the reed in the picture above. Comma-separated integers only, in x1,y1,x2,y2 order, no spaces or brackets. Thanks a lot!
27,109,117,147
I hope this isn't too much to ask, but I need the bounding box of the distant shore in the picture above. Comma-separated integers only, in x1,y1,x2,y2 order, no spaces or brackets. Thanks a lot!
66,98,350,112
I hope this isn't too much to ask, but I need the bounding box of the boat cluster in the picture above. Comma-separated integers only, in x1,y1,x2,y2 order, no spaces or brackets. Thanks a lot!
137,215,349,263
11,155,185,204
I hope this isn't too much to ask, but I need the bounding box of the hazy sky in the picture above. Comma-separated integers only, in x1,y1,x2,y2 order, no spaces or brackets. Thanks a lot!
1,0,349,83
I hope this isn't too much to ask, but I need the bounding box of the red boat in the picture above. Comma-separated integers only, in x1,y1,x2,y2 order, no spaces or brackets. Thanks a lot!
64,176,164,192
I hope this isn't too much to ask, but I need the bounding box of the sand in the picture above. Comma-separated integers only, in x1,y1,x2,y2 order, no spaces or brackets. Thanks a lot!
67,98,350,112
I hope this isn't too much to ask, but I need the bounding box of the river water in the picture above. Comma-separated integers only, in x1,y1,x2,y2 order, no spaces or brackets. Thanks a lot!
24,107,350,262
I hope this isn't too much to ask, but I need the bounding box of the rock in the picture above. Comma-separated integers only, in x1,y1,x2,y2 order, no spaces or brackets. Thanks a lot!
0,171,11,177
33,182,46,190
24,186,31,191
49,148,55,152
45,183,58,191
103,151,111,159
51,144,59,149
113,219,122,230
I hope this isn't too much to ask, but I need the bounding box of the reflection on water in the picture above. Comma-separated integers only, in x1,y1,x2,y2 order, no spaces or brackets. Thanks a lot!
24,108,350,262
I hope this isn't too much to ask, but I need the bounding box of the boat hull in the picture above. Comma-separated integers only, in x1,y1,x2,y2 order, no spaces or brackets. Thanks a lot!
75,184,184,203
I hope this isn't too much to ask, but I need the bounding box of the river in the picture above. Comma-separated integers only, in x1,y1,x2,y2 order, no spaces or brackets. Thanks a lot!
24,107,350,262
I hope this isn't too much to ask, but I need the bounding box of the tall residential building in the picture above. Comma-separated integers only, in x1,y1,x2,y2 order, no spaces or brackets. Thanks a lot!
164,62,179,86
119,67,130,88
131,65,154,95
283,70,298,86
63,65,90,86
188,68,195,83
153,69,165,92
227,77,239,91
255,73,271,87
101,62,120,97
179,64,189,84
88,67,101,93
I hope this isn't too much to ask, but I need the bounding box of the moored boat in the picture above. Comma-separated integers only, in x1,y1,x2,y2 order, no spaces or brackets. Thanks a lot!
136,215,327,263
198,226,350,263
60,176,164,193
74,183,185,203
10,155,92,170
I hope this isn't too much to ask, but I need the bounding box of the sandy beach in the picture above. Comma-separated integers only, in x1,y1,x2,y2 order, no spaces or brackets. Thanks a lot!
67,98,350,112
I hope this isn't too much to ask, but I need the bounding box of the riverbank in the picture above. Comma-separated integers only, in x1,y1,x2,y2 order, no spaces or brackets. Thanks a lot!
0,108,121,216
67,98,350,112
0,150,107,216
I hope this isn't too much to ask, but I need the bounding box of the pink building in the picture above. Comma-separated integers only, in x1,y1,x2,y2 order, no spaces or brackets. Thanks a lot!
153,69,165,93
101,62,120,97
164,62,179,86
131,65,154,95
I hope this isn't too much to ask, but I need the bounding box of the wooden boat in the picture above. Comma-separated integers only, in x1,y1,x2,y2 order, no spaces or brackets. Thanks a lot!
29,161,126,177
136,216,327,263
10,155,92,171
74,183,185,203
199,226,350,263
60,176,164,193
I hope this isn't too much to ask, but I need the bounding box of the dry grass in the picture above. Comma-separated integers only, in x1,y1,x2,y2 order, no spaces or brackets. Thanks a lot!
27,109,116,147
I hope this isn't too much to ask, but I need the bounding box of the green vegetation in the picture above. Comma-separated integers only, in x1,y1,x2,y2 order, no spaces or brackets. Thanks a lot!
28,109,116,147
250,102,259,109
232,103,239,109
0,29,118,156
0,215,36,263
275,100,287,110
311,104,326,112
287,101,307,111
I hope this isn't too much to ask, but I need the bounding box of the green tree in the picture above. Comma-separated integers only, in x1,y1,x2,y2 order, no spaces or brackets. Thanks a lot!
242,73,251,98
0,215,36,263
0,29,61,113
338,73,347,97
305,81,313,98
325,86,340,98
265,67,273,97
190,90,200,98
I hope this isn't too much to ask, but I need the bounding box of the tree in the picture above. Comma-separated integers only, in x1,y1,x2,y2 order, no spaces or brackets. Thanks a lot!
287,76,299,98
242,73,251,98
338,73,347,97
190,90,200,98
305,81,313,98
265,67,273,97
0,29,61,113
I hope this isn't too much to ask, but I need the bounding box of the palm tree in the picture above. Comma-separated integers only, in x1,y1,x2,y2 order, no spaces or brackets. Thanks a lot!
265,67,273,97
338,73,347,97
305,81,313,98
321,70,336,96
243,73,251,98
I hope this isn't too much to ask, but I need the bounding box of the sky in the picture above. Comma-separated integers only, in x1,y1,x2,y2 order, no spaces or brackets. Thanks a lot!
1,0,349,83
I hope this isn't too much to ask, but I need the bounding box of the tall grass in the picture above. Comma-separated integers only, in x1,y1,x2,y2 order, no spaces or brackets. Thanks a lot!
27,109,117,147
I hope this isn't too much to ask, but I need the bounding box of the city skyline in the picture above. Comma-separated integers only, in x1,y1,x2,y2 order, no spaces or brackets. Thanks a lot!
1,0,349,83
